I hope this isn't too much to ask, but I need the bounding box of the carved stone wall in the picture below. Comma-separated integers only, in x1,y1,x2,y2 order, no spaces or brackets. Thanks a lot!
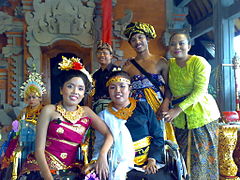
0,10,24,106
25,0,96,71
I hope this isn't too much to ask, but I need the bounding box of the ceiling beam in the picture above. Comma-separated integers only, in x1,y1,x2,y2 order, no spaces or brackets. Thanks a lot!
223,0,240,20
176,0,192,8
190,15,213,40
182,0,240,40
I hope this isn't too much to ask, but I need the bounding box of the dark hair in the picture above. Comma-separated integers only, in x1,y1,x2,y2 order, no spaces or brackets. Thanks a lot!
169,31,191,45
107,70,131,83
128,32,148,44
58,70,92,94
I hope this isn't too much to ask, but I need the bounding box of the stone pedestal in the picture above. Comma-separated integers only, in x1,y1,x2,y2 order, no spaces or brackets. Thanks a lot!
219,125,240,180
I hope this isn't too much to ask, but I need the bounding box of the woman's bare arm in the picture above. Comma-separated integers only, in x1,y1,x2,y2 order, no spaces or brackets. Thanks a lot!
35,105,55,180
84,106,113,180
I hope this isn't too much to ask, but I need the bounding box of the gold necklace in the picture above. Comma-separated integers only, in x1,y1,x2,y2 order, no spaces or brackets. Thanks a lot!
108,98,137,120
25,104,43,125
56,103,84,123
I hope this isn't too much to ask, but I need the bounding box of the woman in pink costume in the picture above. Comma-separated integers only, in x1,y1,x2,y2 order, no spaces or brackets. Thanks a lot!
19,56,113,180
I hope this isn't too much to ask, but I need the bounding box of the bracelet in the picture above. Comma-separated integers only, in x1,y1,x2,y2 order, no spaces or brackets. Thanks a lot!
89,160,97,165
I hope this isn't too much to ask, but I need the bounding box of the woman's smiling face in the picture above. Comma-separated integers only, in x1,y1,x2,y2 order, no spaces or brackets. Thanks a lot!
108,80,131,108
60,77,85,107
169,33,191,60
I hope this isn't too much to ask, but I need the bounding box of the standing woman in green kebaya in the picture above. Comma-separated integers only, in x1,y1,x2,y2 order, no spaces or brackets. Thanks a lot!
163,32,220,180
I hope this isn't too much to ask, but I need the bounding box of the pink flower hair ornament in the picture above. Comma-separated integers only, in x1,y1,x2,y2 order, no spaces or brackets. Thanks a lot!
58,56,92,83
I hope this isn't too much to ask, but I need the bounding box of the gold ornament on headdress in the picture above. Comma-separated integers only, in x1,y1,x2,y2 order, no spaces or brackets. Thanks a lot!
106,76,131,87
20,72,46,99
97,41,113,54
58,56,92,83
112,67,122,72
124,22,157,40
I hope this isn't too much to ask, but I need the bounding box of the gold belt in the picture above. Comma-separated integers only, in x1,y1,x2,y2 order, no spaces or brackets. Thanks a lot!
133,136,152,166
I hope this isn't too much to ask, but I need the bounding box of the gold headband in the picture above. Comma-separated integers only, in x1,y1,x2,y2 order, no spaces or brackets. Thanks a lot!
106,76,131,87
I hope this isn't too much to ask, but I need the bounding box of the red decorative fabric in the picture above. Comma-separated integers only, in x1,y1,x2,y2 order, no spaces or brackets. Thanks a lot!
102,0,112,45
19,117,92,175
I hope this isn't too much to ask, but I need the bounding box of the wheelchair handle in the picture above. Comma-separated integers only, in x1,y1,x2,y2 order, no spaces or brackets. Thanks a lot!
165,140,179,151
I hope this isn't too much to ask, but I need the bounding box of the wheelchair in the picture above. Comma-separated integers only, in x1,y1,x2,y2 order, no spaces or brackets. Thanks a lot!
164,140,189,180
81,128,188,180
125,140,188,180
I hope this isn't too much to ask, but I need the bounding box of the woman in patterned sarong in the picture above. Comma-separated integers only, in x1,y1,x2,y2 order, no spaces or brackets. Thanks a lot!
163,32,220,180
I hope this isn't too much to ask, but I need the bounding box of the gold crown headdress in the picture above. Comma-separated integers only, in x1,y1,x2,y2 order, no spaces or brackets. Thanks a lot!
20,72,47,99
58,56,92,83
106,76,131,87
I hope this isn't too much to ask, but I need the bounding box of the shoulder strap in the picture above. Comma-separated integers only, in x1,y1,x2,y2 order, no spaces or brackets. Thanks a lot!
130,59,164,98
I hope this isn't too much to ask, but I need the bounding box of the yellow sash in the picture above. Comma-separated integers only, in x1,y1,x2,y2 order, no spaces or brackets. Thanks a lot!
143,88,177,144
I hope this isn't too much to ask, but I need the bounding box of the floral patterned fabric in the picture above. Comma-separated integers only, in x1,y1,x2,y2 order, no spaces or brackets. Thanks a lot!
131,74,165,102
175,121,219,180
19,117,92,178
131,73,177,144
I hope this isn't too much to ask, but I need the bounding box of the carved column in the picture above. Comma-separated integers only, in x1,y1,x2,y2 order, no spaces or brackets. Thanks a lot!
3,31,24,105
0,11,24,106
213,0,235,111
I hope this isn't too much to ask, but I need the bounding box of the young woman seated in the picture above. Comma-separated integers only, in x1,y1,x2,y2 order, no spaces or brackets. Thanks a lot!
90,71,174,180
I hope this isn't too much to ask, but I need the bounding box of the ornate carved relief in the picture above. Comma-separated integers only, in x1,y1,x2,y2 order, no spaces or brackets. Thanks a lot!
14,5,24,18
0,12,13,33
0,12,23,33
113,9,133,61
113,9,133,40
25,0,95,71
12,54,24,105
2,34,24,106
0,10,24,106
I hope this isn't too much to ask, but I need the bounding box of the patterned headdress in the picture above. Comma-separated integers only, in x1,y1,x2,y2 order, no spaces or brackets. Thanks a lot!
124,22,157,40
58,56,92,83
20,72,46,99
97,41,113,54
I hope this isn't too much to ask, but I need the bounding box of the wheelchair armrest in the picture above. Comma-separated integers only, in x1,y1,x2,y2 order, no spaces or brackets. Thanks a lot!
164,140,179,151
